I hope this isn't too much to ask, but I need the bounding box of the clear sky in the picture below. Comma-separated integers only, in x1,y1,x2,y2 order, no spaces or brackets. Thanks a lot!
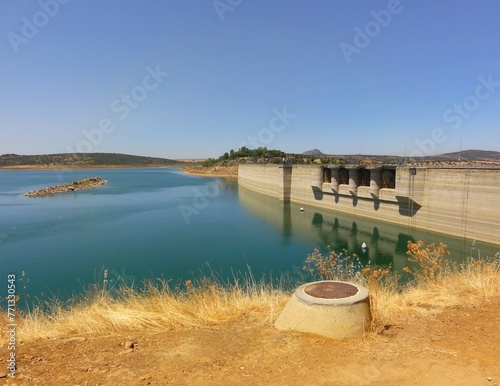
1,0,499,159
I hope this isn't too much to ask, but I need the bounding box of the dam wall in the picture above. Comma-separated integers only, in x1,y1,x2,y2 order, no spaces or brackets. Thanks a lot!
237,164,292,200
238,164,500,245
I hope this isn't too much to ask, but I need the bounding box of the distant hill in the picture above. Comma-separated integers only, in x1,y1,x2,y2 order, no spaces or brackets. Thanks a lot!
302,149,325,156
297,149,500,164
201,147,500,168
0,153,183,167
421,149,500,162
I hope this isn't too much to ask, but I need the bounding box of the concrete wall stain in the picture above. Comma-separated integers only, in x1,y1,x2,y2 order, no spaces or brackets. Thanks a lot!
238,164,500,245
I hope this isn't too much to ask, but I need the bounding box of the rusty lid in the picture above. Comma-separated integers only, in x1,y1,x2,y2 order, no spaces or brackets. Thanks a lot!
304,281,359,299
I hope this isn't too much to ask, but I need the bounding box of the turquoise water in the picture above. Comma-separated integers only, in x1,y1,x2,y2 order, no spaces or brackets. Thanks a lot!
1,168,498,303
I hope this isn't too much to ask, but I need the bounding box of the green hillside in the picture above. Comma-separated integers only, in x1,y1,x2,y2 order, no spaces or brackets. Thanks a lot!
0,153,182,167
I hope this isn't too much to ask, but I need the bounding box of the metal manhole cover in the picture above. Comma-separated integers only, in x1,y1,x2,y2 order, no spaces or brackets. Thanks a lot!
304,282,359,299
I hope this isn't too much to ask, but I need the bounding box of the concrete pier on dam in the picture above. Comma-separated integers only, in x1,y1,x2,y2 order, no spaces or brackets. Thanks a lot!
238,164,500,246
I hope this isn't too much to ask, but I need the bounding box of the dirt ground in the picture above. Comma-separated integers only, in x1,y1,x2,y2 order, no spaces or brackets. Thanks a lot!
182,165,238,178
1,297,499,386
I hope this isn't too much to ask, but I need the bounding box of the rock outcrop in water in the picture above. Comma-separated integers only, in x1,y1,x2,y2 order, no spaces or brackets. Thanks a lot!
25,177,107,197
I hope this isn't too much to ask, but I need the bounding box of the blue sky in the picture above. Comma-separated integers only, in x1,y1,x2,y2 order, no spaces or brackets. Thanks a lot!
1,0,499,159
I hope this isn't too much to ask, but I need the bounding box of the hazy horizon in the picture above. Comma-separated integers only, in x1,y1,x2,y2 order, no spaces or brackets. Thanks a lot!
3,147,500,161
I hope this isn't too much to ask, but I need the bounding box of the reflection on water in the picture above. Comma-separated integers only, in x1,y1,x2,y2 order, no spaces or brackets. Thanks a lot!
238,185,500,273
1,169,498,304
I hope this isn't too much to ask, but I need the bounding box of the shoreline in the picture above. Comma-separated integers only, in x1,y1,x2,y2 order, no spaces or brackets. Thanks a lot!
0,164,182,170
181,165,238,179
182,170,238,179
3,256,499,385
0,163,239,179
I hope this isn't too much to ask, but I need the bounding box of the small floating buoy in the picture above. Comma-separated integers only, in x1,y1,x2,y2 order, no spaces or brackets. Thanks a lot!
361,241,368,249
299,207,304,212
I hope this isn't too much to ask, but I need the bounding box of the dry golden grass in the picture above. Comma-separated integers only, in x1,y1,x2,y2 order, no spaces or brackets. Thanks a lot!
301,241,500,327
8,277,289,342
370,254,500,325
1,243,499,344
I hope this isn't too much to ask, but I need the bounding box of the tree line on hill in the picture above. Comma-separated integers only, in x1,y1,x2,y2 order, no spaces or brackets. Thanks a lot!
202,147,500,167
202,146,352,167
0,153,182,167
202,147,285,166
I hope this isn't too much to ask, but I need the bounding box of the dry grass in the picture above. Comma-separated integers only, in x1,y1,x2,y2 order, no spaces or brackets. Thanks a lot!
6,276,289,342
1,242,499,343
301,242,500,327
369,249,500,325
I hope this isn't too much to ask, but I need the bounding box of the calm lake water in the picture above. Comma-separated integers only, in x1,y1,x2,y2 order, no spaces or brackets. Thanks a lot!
1,168,499,304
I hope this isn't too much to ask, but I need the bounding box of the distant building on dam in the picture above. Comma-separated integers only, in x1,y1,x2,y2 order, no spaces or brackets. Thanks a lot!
238,164,500,245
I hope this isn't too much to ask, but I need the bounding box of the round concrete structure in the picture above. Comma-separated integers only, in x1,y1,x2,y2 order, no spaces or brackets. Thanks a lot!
274,281,371,339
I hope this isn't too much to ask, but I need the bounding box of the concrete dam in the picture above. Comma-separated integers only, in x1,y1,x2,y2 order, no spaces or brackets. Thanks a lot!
238,164,500,245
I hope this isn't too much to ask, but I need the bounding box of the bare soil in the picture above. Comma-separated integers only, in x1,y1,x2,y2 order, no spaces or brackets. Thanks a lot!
183,165,238,178
2,297,499,386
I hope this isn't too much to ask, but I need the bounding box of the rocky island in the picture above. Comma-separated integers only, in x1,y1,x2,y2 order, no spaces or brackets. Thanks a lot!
25,177,107,197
